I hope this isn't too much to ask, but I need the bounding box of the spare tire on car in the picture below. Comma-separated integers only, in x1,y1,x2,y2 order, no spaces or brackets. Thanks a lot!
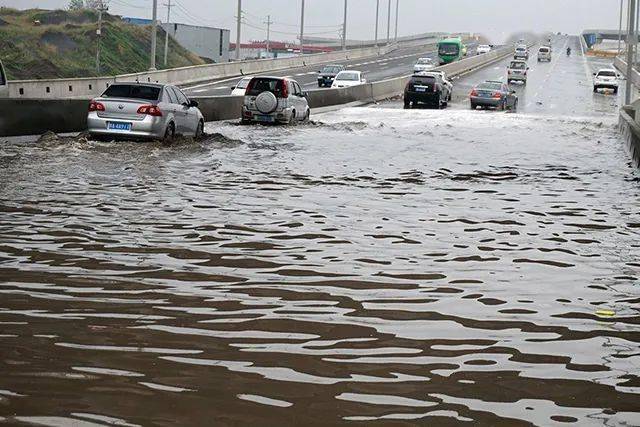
255,91,278,114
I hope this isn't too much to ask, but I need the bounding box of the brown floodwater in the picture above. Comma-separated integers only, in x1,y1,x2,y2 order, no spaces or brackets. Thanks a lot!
0,106,639,426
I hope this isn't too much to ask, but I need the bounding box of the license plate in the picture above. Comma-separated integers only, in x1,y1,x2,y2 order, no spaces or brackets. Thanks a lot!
108,122,132,131
415,87,427,92
255,115,275,123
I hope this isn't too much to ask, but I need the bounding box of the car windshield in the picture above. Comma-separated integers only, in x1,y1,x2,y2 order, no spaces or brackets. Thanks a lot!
510,62,526,70
411,76,436,85
539,48,550,53
336,72,360,81
478,82,503,91
479,45,490,49
236,78,252,89
439,43,459,55
246,78,285,97
102,85,161,100
417,59,432,65
598,71,616,77
322,66,342,74
516,48,526,52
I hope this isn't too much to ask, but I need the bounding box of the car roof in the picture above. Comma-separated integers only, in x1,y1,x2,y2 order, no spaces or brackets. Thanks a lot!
250,75,297,81
110,82,165,88
338,70,361,74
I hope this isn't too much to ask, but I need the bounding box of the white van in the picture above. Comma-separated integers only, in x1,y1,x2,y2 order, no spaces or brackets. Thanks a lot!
538,46,552,62
0,60,8,98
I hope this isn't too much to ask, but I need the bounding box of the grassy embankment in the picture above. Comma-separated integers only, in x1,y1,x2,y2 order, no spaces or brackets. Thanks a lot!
0,7,206,80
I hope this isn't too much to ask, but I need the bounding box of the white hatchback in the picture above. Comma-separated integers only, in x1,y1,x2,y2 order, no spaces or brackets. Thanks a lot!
593,69,620,94
331,70,367,88
413,57,435,72
477,45,492,55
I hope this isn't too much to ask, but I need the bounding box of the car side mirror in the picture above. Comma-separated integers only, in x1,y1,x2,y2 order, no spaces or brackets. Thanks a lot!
592,73,596,76
230,86,236,90
188,100,199,108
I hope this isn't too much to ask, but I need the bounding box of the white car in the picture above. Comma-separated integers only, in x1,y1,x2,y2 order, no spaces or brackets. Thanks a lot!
476,45,492,55
231,77,252,96
0,60,8,98
593,68,619,94
413,57,435,73
331,70,367,88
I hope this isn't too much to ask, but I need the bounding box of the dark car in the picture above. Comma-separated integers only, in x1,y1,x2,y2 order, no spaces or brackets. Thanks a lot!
470,81,518,111
404,72,451,109
317,65,346,87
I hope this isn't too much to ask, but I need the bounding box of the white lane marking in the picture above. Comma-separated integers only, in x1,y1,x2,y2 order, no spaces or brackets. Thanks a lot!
295,73,306,76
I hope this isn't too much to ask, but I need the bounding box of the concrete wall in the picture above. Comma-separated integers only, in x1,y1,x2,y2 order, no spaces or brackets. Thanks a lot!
6,39,436,100
619,106,640,167
0,44,510,138
161,23,230,63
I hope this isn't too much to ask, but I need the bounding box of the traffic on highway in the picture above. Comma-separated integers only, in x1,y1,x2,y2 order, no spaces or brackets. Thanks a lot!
0,1,639,424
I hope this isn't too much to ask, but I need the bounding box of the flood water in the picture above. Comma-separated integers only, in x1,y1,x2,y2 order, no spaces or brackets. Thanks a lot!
1,106,639,426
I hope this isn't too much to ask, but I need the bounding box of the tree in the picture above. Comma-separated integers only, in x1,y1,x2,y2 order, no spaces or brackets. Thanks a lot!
68,0,85,10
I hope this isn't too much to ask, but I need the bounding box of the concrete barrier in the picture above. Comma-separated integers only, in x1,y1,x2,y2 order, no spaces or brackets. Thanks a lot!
7,38,441,100
619,105,640,167
0,44,512,138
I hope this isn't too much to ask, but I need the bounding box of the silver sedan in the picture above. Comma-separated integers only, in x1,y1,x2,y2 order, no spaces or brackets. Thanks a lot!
87,83,204,141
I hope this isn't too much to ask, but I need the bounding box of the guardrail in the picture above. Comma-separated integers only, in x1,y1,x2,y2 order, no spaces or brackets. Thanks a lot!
0,44,512,138
7,37,440,100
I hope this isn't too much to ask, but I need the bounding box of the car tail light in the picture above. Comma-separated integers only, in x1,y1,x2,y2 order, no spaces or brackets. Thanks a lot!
492,92,502,99
470,89,478,97
280,79,289,98
137,105,163,116
88,101,105,112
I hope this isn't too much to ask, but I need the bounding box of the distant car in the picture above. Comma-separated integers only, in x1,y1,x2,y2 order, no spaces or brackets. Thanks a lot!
507,60,529,84
317,64,345,87
476,45,492,55
87,83,204,141
404,72,451,109
514,45,529,60
413,57,435,73
242,76,310,124
593,69,619,93
538,46,552,62
0,60,8,98
231,77,252,96
470,81,518,111
331,70,367,88
417,70,453,101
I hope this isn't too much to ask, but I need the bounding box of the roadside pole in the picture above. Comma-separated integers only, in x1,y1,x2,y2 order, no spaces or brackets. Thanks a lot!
619,0,624,54
236,0,241,60
342,0,347,51
374,0,379,47
300,0,305,56
163,0,172,66
625,0,636,104
264,15,273,57
96,1,108,75
150,0,158,70
386,0,391,45
394,0,399,43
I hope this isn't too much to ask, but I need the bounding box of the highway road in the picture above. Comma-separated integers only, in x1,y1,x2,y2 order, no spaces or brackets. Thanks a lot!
183,42,479,97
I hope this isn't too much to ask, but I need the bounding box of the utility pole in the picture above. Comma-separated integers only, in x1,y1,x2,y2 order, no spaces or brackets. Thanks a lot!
394,0,399,43
619,0,624,54
374,0,379,47
342,0,347,50
163,0,172,66
264,15,273,58
299,0,305,55
625,0,636,104
386,0,391,45
150,0,158,70
236,0,242,60
96,0,108,75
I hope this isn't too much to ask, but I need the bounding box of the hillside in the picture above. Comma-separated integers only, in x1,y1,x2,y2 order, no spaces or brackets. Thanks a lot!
0,7,207,80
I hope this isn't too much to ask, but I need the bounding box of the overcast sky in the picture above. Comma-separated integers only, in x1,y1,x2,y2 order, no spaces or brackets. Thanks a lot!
0,0,622,43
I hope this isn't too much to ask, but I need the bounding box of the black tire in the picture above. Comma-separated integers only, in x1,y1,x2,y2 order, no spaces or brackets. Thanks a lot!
195,120,204,138
162,122,175,143
593,86,598,93
404,101,411,109
613,87,619,94
471,102,477,110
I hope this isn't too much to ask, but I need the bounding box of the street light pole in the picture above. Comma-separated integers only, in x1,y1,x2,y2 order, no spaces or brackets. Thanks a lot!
342,0,347,50
374,0,379,47
236,0,242,60
150,0,158,70
96,0,108,75
300,0,305,56
394,0,399,43
163,0,172,66
264,15,273,57
625,0,636,104
619,0,624,54
386,0,391,45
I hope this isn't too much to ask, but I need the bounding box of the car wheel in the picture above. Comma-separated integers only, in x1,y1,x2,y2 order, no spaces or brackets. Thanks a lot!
471,102,476,110
613,87,619,94
195,120,204,138
162,122,175,143
513,99,518,111
303,109,310,122
404,100,410,109
289,110,296,125
593,86,598,93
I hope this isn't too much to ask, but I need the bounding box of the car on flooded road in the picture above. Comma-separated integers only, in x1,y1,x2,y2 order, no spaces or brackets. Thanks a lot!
242,76,310,124
476,44,492,55
514,45,529,60
507,60,529,84
538,46,552,62
317,64,345,87
404,72,451,109
331,70,367,88
593,68,619,94
413,57,435,73
470,80,518,111
87,83,204,141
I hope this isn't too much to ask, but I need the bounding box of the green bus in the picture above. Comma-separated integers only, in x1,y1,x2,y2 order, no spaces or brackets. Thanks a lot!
438,37,467,65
